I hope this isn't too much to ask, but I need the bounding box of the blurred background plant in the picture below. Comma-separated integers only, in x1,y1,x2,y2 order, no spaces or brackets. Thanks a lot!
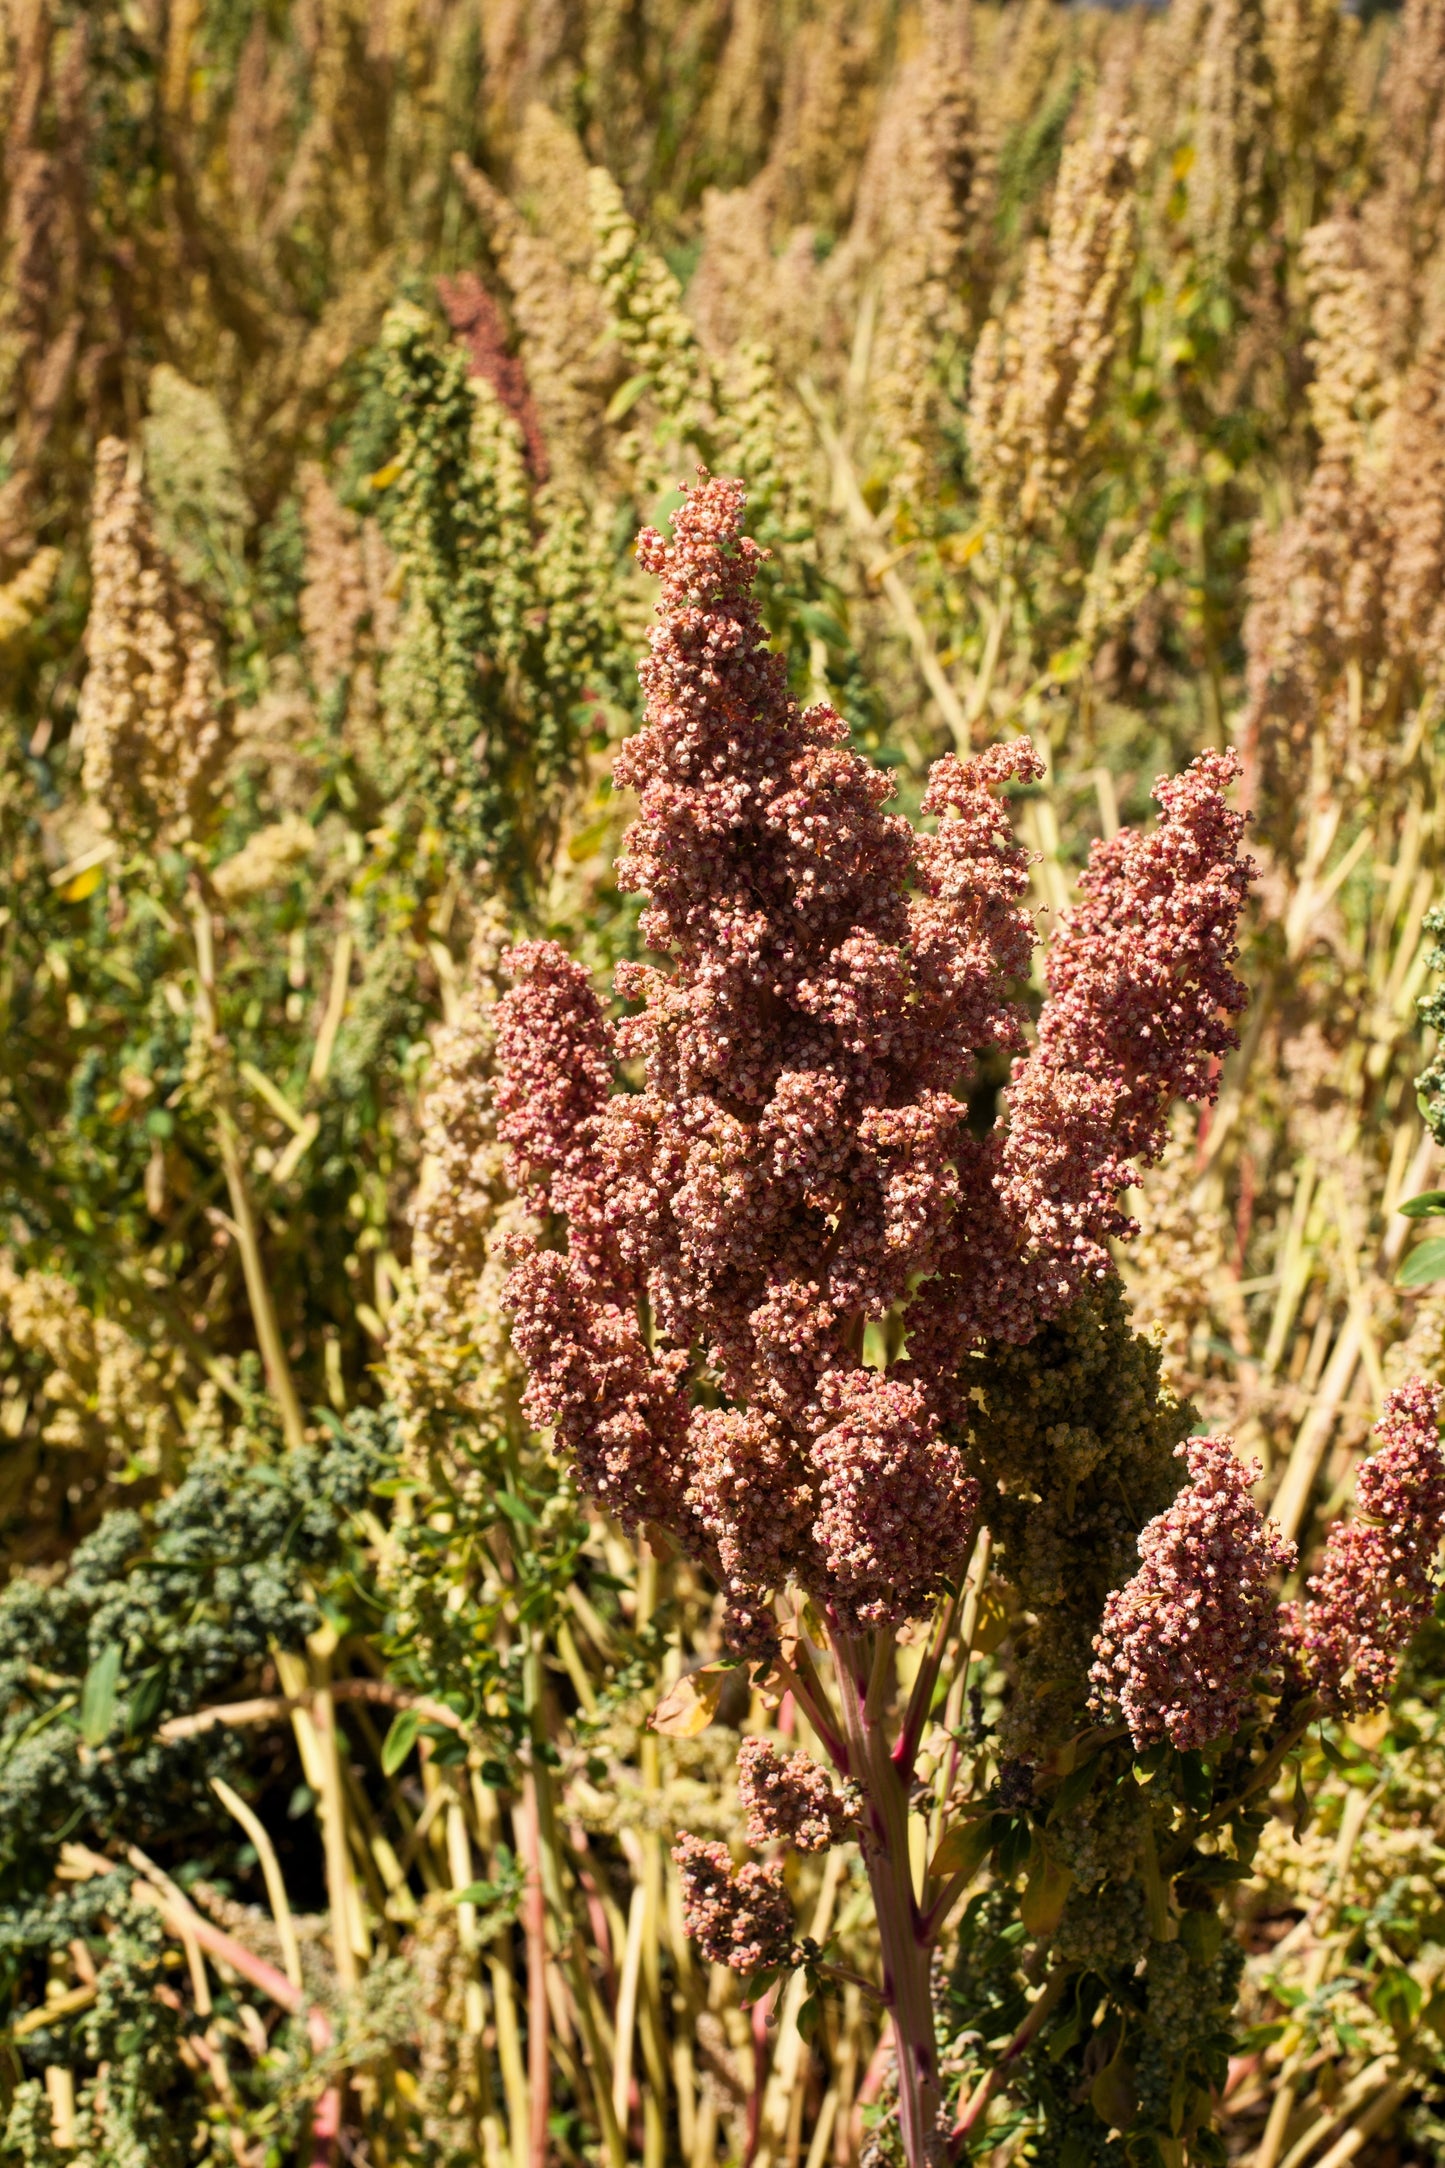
2,0,1445,2163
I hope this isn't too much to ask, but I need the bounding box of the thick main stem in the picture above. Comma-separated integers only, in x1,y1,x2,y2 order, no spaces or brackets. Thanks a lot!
830,1627,940,2168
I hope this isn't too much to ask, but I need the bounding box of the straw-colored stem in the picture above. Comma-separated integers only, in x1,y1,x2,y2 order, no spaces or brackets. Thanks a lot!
189,893,306,1450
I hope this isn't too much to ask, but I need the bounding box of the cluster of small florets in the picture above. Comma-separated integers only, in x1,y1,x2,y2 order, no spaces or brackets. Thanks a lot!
436,272,550,484
1090,1437,1297,1751
494,938,613,1246
997,749,1253,1309
736,1737,858,1853
811,1372,981,1632
1286,1378,1445,1715
670,1834,796,1974
497,474,1253,1659
79,437,230,845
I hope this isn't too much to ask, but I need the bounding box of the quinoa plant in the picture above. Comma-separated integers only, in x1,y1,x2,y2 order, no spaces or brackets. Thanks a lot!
495,475,1445,2166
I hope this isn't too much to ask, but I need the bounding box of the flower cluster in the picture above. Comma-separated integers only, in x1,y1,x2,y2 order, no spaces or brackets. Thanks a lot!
1287,1378,1445,1715
436,272,550,484
997,750,1253,1317
811,1372,981,1631
1090,1437,1296,1751
383,912,524,1478
498,475,1253,1653
736,1737,857,1853
494,938,613,1226
79,437,230,845
967,120,1144,546
670,1835,795,1974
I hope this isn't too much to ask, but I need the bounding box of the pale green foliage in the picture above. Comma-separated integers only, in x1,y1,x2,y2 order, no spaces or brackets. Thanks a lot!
140,366,251,600
377,303,631,890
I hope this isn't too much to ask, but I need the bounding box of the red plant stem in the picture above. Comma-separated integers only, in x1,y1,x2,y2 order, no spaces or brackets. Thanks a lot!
129,1868,340,2161
518,1774,551,2168
851,2032,895,2157
831,1625,940,2168
309,2074,341,2168
948,1970,1067,2156
895,1583,962,1784
567,1826,617,2007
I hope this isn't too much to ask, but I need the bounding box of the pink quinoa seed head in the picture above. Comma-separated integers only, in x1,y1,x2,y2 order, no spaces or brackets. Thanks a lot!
1089,1434,1295,1752
1290,1377,1445,1716
498,475,1255,1660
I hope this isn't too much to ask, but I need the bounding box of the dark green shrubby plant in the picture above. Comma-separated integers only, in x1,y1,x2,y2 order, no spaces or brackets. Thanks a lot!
0,1402,389,1900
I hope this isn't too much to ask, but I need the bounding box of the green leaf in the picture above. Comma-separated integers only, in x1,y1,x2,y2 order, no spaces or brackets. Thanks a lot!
1046,2000,1085,2061
1180,1854,1250,1884
1045,642,1086,685
426,1726,469,1767
1317,1728,1354,1770
971,1587,1010,1654
995,1815,1032,1879
126,1664,168,1735
80,1645,122,1748
1178,1751,1213,1814
494,1490,539,1528
1048,1754,1101,1824
1371,1966,1423,2040
1179,1909,1223,1964
797,604,849,649
1399,1190,1445,1218
605,372,654,424
1397,1235,1445,1287
1237,2021,1286,2053
1290,1763,1313,1841
381,1706,421,1775
929,1812,999,1883
1090,2038,1137,2131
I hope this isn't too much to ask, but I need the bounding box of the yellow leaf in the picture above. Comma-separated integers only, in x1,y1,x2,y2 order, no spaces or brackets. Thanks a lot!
648,1666,731,1738
1019,1837,1072,1939
368,458,404,490
1347,1708,1389,1752
60,863,106,903
972,1587,1009,1655
940,526,986,567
